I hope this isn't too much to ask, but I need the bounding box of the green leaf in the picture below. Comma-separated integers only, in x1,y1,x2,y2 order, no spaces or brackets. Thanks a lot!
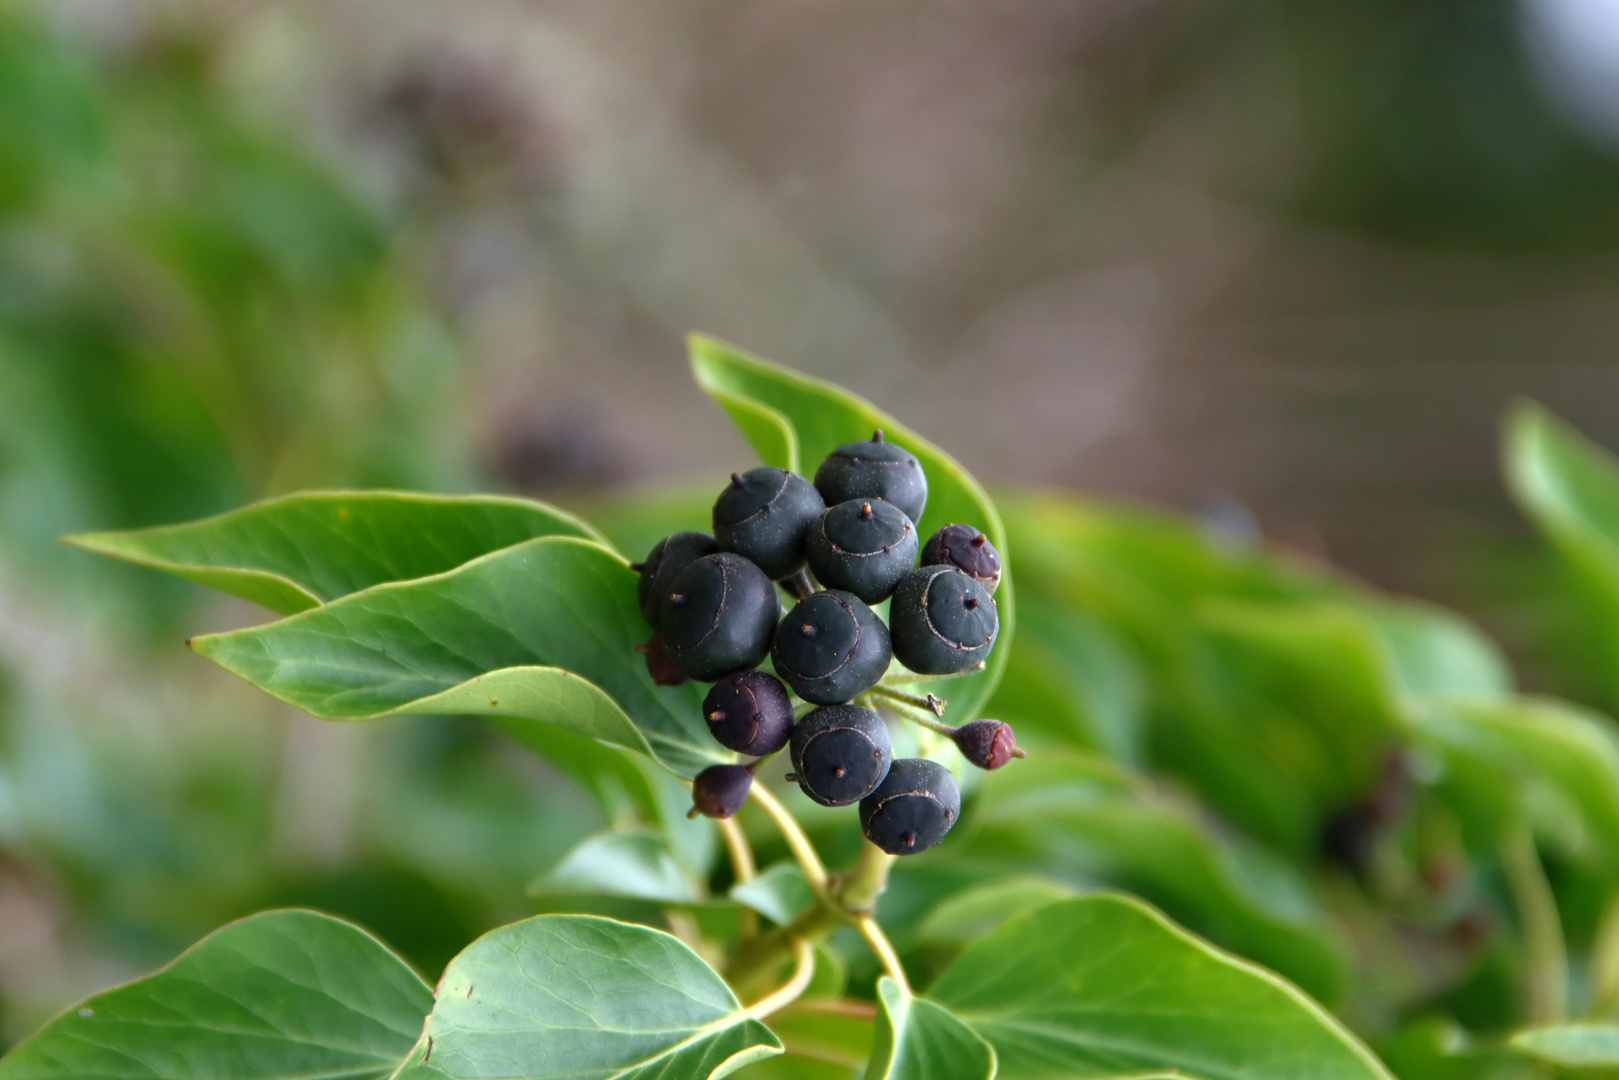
65,490,603,615
689,334,1012,724
0,909,431,1079
393,914,781,1080
730,1000,874,1079
191,536,726,776
1364,600,1512,704
1509,1024,1619,1072
930,895,1391,1080
868,978,996,1080
530,829,699,904
973,752,1350,1005
914,877,1077,948
731,861,816,926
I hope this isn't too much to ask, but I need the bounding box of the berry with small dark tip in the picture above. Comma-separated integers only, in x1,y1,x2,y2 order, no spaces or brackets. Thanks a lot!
952,718,1023,770
713,467,825,580
635,532,718,625
813,430,928,526
659,553,781,681
859,758,961,855
806,498,919,603
921,523,1001,595
689,764,753,819
634,634,690,687
889,565,998,675
789,703,893,806
771,590,892,705
703,670,794,756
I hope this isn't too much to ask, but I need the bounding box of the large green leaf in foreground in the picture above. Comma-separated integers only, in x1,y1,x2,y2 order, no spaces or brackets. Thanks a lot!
868,978,995,1080
393,914,781,1080
191,535,722,775
0,910,431,1079
930,895,1392,1080
689,335,1012,725
66,490,602,614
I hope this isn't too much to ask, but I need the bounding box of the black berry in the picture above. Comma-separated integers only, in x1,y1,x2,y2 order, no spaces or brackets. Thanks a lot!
789,703,892,806
690,764,753,819
659,553,781,681
813,430,928,526
771,590,892,705
635,532,718,625
921,524,1001,595
713,467,824,580
703,670,794,756
806,499,918,604
889,565,998,675
952,718,1022,770
634,633,690,687
859,758,961,855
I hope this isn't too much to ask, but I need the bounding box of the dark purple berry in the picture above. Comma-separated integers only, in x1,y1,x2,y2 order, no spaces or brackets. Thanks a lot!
806,499,918,603
890,565,997,675
635,532,718,625
659,553,781,681
921,524,1001,595
771,590,892,705
952,719,1023,770
690,764,753,819
789,703,892,807
713,467,824,580
703,671,794,756
813,430,928,526
859,758,961,855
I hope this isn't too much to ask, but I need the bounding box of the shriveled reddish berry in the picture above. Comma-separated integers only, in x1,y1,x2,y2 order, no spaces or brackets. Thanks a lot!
952,718,1023,770
634,634,690,687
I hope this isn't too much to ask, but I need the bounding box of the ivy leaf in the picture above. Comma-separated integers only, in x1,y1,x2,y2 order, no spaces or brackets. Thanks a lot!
689,334,1013,724
914,877,1077,948
529,829,699,905
930,894,1392,1080
191,536,724,776
730,862,816,926
1508,1024,1619,1072
868,978,996,1080
0,910,431,1080
66,490,602,614
392,914,781,1080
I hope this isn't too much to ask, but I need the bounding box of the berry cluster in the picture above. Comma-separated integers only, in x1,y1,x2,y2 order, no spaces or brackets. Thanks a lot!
633,431,1019,856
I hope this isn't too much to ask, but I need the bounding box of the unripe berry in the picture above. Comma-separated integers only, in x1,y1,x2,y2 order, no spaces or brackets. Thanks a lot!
859,758,961,855
703,670,794,756
659,553,780,681
813,430,927,526
690,764,753,819
788,703,892,807
889,565,998,675
771,590,892,705
805,499,918,604
952,718,1023,770
634,531,718,625
921,524,1001,595
713,467,824,580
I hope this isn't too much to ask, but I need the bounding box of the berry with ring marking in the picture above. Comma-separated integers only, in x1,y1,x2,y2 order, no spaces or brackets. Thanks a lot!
788,703,892,806
689,764,754,819
703,670,794,755
889,565,998,675
952,718,1024,770
921,523,1001,595
859,757,961,855
806,498,918,603
813,430,928,526
633,531,718,625
659,553,781,681
771,590,892,705
713,466,824,580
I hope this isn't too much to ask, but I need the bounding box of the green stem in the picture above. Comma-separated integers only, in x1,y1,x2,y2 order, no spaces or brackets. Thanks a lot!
743,937,816,1020
863,693,956,737
1591,889,1619,1018
1501,824,1567,1024
881,663,983,686
866,683,947,717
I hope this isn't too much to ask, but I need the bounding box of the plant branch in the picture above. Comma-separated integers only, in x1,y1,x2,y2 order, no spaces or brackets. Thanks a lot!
858,916,910,996
748,783,830,896
881,662,983,686
864,693,956,737
743,937,816,1020
719,816,758,941
866,684,947,716
1593,889,1619,1018
1501,823,1567,1024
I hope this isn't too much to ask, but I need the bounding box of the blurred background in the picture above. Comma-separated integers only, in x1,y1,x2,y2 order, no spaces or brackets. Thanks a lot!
6,0,1619,1052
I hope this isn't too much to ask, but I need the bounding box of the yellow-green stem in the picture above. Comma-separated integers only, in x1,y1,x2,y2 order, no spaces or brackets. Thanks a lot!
1501,824,1567,1024
719,816,758,941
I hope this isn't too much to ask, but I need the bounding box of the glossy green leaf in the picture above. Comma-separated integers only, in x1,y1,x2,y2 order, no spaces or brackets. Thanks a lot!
731,861,816,926
66,490,602,615
914,877,1077,948
973,752,1350,1004
930,895,1392,1080
191,535,724,776
868,978,995,1080
731,1000,874,1080
392,914,781,1080
1509,1024,1619,1072
0,910,431,1079
689,334,1012,724
530,829,698,904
